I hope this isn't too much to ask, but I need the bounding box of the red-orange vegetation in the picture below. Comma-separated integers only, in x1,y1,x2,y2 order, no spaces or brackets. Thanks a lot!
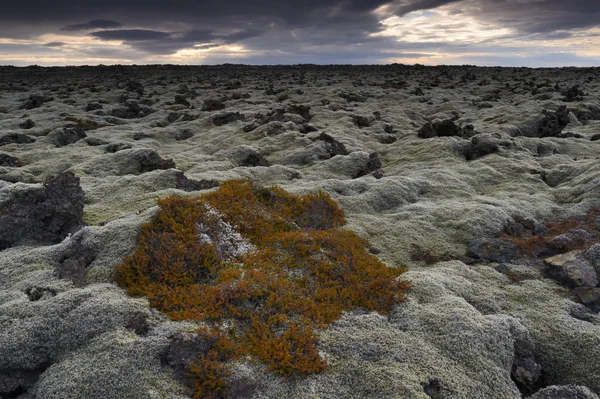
502,207,600,258
115,179,410,398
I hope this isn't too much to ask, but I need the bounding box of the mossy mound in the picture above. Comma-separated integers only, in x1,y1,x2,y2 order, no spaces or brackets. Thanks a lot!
115,179,410,398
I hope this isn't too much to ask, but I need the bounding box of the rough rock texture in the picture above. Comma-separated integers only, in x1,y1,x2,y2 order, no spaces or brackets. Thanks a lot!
0,65,599,398
467,239,518,263
46,125,87,147
0,172,85,250
544,251,598,288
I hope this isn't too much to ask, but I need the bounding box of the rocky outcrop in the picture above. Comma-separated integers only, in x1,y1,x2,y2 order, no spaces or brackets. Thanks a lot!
0,172,85,250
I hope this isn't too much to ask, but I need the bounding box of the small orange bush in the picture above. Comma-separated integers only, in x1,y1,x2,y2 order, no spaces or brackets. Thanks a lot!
116,179,410,398
502,207,600,258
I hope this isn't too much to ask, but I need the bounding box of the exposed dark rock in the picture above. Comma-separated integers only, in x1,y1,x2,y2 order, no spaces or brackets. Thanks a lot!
353,152,382,178
175,129,195,141
174,95,190,107
0,153,21,167
562,85,585,102
536,142,558,157
133,132,151,140
374,134,397,144
0,364,49,398
19,119,35,129
286,104,311,121
510,321,542,395
24,286,57,301
111,101,155,119
84,137,110,146
47,124,87,147
591,134,600,142
461,133,502,160
202,99,225,111
105,142,132,153
519,106,570,138
130,149,176,173
418,119,463,138
548,229,593,252
544,250,598,288
213,112,245,126
352,115,371,128
311,132,349,157
124,312,151,336
85,102,103,112
125,80,144,96
340,92,367,103
467,239,518,263
417,122,437,139
0,171,85,250
573,287,600,312
19,94,52,110
161,332,211,382
423,379,445,398
298,123,318,134
569,106,600,124
0,132,36,146
174,171,219,192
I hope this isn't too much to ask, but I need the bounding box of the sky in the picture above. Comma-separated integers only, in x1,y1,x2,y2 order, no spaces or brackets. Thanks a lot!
0,0,599,67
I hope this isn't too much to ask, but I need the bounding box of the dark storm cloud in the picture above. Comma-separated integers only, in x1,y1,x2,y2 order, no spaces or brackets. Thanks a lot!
91,29,171,41
43,41,67,47
61,19,122,31
387,0,463,16
88,27,265,54
0,0,598,65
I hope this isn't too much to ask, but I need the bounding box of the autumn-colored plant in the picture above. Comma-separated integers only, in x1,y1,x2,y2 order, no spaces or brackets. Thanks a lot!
502,207,600,258
115,179,410,398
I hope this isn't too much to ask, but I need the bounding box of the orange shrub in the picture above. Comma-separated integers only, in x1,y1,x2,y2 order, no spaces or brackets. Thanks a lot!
115,179,410,398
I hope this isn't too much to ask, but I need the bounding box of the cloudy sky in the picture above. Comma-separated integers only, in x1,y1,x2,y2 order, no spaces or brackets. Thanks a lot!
1,0,599,67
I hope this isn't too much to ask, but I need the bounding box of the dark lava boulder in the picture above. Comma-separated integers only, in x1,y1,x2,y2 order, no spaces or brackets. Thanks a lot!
213,112,245,126
47,125,87,147
354,152,382,178
86,102,103,112
202,99,225,111
519,106,570,138
0,171,85,250
311,132,349,157
0,132,36,146
467,238,518,263
0,153,21,167
544,250,598,288
111,102,155,119
174,95,191,107
19,94,52,110
19,119,35,129
418,119,463,138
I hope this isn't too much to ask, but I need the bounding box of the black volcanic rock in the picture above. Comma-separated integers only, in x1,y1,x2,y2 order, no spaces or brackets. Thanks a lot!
202,99,225,111
0,132,36,146
47,125,87,147
0,171,85,250
213,112,245,126
0,153,21,167
311,132,349,157
418,119,463,138
19,94,52,110
174,95,190,107
519,105,570,138
19,119,35,129
111,101,155,119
